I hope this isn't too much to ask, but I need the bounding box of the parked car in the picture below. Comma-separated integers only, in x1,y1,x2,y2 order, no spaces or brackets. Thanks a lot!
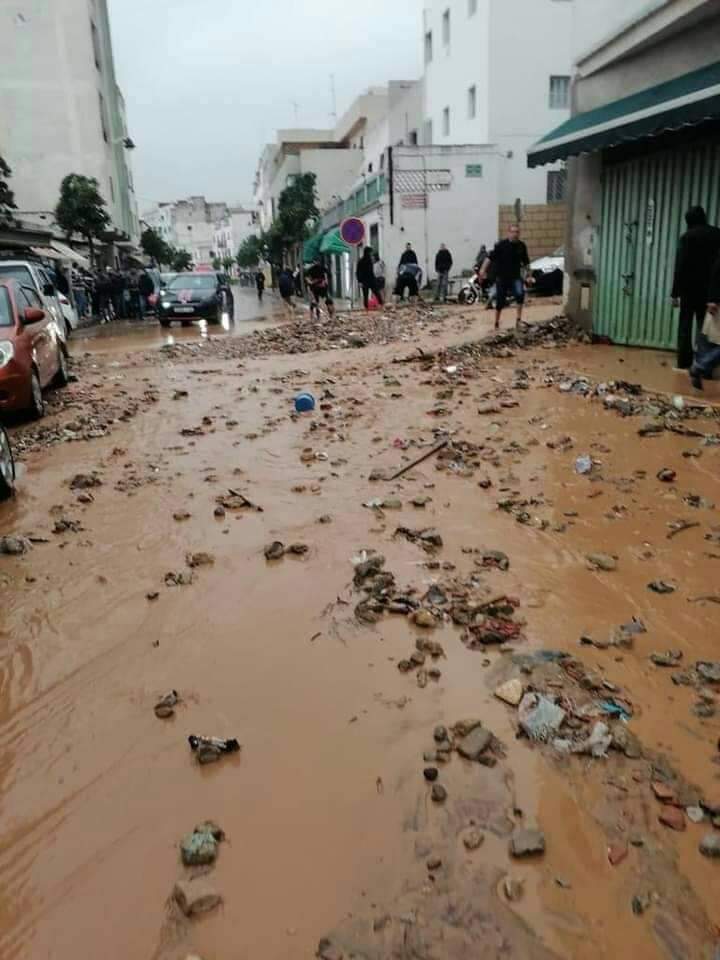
57,290,79,332
0,259,70,342
529,247,565,296
157,273,234,326
0,279,69,419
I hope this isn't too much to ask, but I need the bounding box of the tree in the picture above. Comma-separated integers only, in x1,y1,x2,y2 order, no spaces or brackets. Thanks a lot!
171,249,193,272
274,173,318,253
0,156,17,229
222,255,234,273
212,256,222,271
141,226,172,267
55,174,111,265
236,234,264,269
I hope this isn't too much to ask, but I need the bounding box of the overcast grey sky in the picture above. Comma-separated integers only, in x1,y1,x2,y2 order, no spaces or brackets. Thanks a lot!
107,0,422,212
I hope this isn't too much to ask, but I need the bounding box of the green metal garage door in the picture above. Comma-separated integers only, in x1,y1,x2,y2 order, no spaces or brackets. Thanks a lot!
596,140,720,348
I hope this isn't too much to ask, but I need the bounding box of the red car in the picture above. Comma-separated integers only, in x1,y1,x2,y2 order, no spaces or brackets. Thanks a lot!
0,279,69,418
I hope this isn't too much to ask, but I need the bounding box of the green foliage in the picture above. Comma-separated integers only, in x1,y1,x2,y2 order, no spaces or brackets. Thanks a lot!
236,234,264,268
212,256,222,271
222,255,234,272
171,249,193,272
55,174,111,263
274,173,318,252
141,227,172,267
0,156,17,228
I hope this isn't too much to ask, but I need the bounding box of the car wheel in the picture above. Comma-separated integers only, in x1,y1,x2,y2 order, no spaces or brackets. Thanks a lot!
53,346,69,387
208,305,221,325
28,368,44,420
0,424,15,501
159,318,172,328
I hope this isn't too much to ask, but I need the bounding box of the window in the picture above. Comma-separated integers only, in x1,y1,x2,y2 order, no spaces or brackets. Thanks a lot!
424,30,433,64
90,20,101,69
549,75,571,110
468,0,477,14
380,152,385,171
442,8,450,46
442,107,450,137
98,91,109,141
109,175,115,203
368,162,373,173
424,119,433,144
0,288,12,327
468,85,477,119
408,129,418,146
547,167,567,204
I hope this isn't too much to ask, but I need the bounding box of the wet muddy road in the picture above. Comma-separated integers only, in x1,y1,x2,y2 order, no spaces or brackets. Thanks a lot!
0,299,719,960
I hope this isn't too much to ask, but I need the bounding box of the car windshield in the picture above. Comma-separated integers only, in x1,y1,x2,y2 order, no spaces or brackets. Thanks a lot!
167,274,215,292
0,264,33,287
0,288,12,327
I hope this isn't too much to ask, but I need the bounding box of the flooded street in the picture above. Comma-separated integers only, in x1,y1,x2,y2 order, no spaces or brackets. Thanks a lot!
0,301,719,960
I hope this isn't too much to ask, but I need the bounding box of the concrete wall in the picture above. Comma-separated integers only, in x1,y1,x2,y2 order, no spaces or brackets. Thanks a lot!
0,0,136,242
571,0,654,62
299,149,363,210
498,203,567,259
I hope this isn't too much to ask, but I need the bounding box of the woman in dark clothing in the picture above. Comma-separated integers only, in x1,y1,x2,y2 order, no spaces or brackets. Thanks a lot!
356,246,382,309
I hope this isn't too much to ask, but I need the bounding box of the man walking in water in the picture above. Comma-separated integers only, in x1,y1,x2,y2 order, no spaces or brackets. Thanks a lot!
255,269,265,302
481,224,530,330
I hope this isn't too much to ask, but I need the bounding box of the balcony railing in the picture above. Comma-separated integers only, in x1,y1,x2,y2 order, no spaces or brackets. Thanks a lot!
319,174,386,232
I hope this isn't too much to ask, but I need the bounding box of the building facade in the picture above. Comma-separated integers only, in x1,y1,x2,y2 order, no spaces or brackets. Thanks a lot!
530,0,720,348
214,208,257,270
422,0,575,205
0,0,139,250
143,196,232,268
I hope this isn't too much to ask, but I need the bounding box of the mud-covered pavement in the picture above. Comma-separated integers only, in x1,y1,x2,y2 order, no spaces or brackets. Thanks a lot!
1,291,719,960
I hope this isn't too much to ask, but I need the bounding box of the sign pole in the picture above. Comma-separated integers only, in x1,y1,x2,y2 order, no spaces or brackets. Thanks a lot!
340,217,366,311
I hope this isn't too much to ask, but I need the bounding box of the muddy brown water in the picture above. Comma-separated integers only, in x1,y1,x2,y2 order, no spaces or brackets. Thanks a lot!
0,304,719,959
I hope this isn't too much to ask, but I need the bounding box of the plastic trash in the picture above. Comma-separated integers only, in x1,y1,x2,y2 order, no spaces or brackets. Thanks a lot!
573,721,612,758
575,455,593,475
598,699,632,721
294,392,316,413
518,693,566,742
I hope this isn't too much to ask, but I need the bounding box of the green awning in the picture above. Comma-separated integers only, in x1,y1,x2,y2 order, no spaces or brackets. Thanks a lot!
302,233,323,263
528,60,720,168
319,228,351,256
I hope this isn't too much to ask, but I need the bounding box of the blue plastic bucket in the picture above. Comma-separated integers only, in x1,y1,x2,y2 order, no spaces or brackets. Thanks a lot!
294,392,316,413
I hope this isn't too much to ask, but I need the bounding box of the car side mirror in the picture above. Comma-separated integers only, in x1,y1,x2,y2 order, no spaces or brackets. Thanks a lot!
43,282,55,296
24,307,46,325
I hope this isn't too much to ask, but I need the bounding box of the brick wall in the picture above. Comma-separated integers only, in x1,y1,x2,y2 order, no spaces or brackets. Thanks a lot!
498,204,567,259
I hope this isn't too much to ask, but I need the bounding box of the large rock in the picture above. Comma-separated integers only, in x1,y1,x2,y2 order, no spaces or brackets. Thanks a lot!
699,833,720,858
494,678,523,706
457,725,493,760
173,877,222,917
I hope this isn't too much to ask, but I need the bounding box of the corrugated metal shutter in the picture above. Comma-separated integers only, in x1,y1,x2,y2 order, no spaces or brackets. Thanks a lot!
596,139,720,348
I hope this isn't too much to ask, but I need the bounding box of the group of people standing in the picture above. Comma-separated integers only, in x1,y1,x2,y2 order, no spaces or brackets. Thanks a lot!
71,266,156,323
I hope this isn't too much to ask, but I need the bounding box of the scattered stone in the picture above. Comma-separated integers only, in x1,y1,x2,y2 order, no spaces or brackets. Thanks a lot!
648,580,676,594
457,725,493,761
174,511,192,522
186,551,215,568
586,552,617,572
317,938,344,960
181,822,223,866
632,894,650,916
214,505,226,518
650,650,683,667
433,725,448,743
657,468,677,482
154,690,180,719
423,767,439,782
503,876,525,901
462,828,484,851
699,834,720,858
697,661,720,684
652,781,676,803
686,806,705,824
426,857,442,871
510,828,545,858
608,842,628,866
431,783,447,803
494,678,524,707
481,550,510,571
165,570,193,587
658,806,686,831
0,536,30,556
264,541,285,561
289,542,309,555
69,473,102,490
172,877,222,917
412,609,436,629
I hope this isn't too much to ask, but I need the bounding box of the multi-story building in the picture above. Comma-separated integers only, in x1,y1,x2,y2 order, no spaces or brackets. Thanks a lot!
214,207,257,269
530,0,720,350
143,196,231,268
0,0,139,254
422,0,574,205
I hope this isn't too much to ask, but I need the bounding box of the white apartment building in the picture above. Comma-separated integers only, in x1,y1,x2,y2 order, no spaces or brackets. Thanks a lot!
422,0,574,204
253,129,364,234
214,207,257,268
0,0,139,250
143,196,230,267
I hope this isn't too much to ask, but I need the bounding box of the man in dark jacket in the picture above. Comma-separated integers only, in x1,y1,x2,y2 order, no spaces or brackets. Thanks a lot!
690,252,720,389
399,243,418,267
481,224,530,329
434,244,453,302
138,270,155,319
671,206,720,370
